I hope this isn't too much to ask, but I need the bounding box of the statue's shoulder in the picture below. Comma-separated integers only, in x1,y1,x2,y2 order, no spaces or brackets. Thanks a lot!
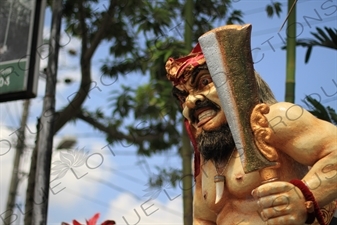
266,102,311,126
265,101,336,139
264,102,319,138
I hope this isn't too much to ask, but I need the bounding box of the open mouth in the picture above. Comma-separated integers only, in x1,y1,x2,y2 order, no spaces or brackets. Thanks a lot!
194,108,218,128
189,99,220,127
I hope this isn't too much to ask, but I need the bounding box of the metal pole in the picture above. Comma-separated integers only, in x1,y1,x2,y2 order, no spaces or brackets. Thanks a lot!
3,99,30,225
3,0,14,49
31,0,62,224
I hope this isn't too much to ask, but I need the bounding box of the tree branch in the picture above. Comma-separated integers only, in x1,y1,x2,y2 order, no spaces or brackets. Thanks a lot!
84,0,116,62
75,111,167,145
53,0,115,134
78,0,88,58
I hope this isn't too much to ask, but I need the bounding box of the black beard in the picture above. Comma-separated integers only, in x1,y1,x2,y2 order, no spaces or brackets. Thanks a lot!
197,123,235,164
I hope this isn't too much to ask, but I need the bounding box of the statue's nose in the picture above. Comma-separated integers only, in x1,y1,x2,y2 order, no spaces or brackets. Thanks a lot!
183,94,205,122
185,94,205,109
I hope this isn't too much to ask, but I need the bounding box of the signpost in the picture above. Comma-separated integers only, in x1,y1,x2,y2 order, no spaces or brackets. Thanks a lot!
0,0,45,102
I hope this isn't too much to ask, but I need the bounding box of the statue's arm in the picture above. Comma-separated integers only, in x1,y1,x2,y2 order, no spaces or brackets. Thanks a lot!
267,102,337,206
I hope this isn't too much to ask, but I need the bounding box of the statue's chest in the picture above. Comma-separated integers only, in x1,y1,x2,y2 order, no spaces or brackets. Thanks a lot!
200,155,262,213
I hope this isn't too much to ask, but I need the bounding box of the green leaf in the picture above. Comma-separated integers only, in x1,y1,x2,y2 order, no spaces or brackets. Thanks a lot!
327,107,337,125
326,27,337,46
274,2,282,17
311,32,325,44
266,5,274,18
316,27,330,43
226,10,244,25
295,26,337,63
304,46,312,64
303,96,331,122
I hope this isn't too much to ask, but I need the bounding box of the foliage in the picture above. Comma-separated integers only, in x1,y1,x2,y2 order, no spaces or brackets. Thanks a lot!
295,27,337,63
21,1,286,224
265,1,282,18
295,27,337,126
72,0,283,188
76,0,245,159
143,167,183,199
302,96,337,125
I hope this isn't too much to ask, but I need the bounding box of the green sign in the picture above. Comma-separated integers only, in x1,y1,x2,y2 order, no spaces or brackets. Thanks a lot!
0,60,27,94
0,0,45,102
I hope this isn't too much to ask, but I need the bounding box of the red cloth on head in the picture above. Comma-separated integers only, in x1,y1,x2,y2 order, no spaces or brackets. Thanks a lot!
165,43,205,86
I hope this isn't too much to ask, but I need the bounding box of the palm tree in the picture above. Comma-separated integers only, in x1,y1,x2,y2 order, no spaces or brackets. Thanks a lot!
296,27,337,126
296,27,337,63
285,0,297,103
302,96,337,125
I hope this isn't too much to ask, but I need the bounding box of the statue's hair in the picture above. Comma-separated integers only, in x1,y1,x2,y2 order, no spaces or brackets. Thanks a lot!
254,71,277,105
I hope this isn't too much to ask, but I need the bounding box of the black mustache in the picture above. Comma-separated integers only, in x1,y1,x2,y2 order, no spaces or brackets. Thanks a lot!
189,99,220,124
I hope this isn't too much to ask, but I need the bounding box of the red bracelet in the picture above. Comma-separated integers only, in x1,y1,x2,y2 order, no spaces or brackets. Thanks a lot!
289,179,326,225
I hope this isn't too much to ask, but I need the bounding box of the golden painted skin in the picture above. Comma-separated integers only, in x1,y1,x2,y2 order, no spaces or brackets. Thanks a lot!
174,69,337,225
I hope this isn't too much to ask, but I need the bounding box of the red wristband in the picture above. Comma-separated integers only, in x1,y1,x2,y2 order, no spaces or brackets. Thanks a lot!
289,179,326,225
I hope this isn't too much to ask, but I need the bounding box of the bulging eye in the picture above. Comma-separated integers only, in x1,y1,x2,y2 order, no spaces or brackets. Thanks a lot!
202,78,210,85
198,75,212,89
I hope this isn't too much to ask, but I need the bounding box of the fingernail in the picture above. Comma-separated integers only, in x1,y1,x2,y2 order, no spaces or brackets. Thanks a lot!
251,189,256,197
260,211,267,221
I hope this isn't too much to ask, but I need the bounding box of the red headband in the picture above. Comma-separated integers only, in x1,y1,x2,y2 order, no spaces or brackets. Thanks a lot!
165,43,206,86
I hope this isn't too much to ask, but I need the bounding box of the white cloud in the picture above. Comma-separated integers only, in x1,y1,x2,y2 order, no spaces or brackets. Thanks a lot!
48,144,113,208
104,192,183,225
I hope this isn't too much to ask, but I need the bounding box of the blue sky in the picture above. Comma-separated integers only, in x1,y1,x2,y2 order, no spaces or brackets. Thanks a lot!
0,0,336,224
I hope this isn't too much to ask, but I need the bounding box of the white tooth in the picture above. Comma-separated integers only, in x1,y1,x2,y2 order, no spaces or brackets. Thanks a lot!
198,110,215,121
214,175,225,204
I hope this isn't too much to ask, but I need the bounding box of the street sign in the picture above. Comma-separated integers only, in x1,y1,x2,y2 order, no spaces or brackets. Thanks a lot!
0,0,45,102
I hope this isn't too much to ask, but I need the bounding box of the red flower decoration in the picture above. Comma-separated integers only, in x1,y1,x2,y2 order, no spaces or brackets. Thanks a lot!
62,213,115,225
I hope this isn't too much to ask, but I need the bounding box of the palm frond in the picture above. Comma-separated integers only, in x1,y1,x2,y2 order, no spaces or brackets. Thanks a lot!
296,27,337,63
302,96,337,125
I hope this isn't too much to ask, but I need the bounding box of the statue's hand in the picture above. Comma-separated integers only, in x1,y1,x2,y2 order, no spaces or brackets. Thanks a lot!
251,181,307,225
